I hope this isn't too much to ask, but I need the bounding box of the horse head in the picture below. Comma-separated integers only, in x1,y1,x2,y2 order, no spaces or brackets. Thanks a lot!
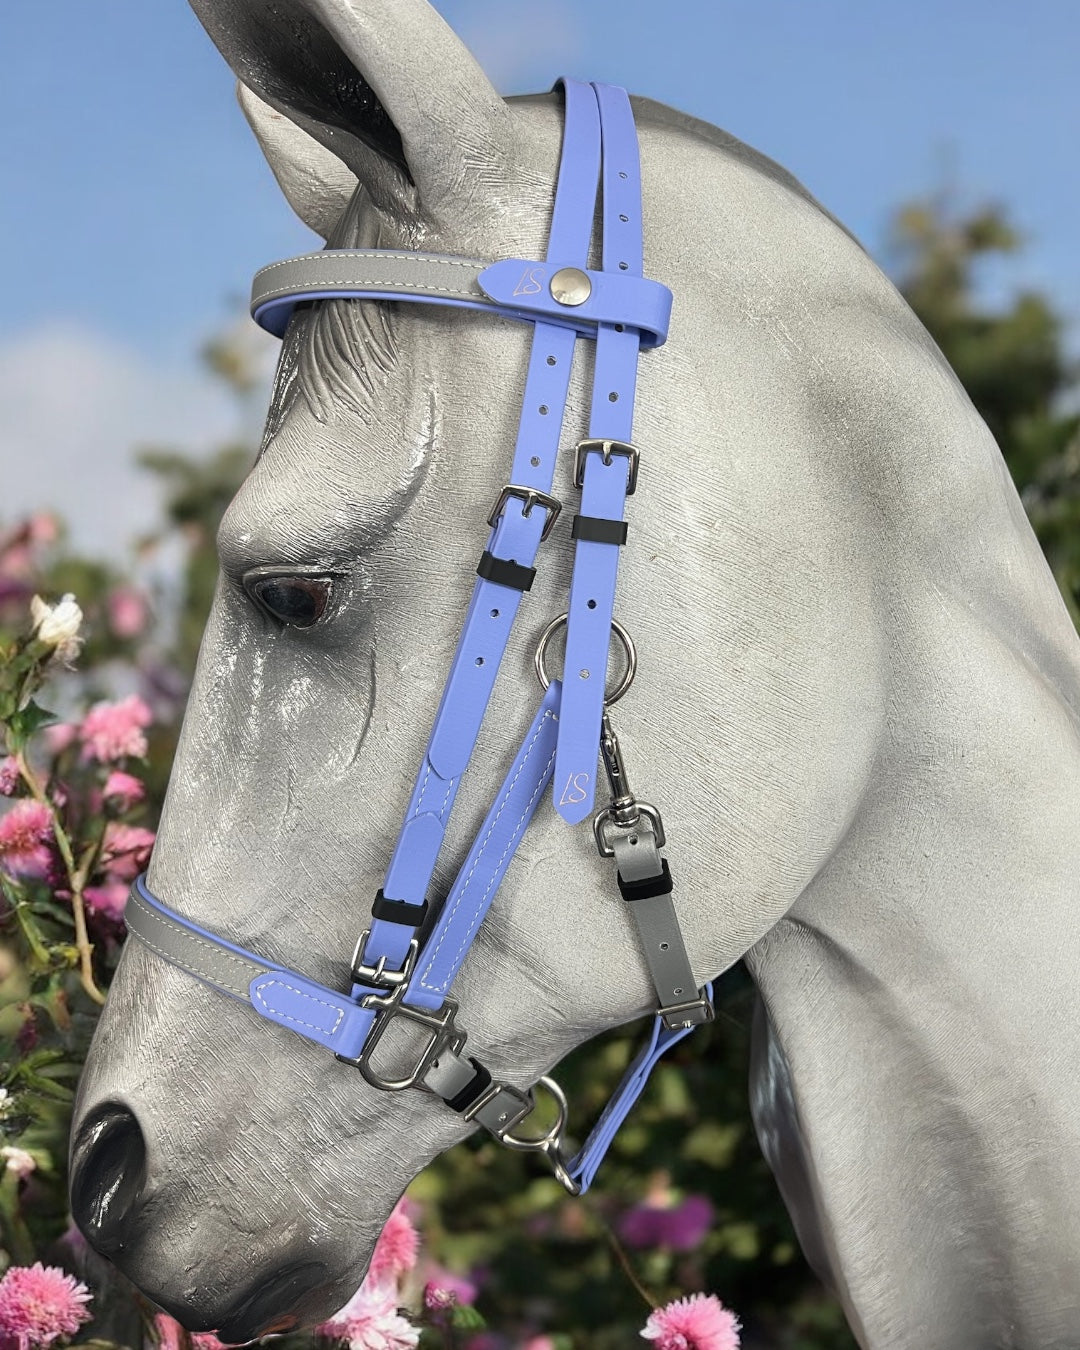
70,2,1080,1345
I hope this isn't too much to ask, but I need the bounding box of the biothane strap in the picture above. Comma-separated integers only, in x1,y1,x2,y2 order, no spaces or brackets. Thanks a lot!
361,75,602,981
554,80,647,825
125,80,711,1195
251,252,671,349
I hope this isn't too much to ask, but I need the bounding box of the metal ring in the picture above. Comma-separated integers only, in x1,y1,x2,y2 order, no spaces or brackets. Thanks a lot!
533,613,637,706
500,1075,570,1151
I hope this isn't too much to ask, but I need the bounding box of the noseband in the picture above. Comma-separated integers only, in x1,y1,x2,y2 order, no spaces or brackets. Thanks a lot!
126,79,713,1195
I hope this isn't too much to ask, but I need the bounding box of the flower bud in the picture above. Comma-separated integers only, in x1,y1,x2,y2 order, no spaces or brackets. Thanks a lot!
30,593,84,665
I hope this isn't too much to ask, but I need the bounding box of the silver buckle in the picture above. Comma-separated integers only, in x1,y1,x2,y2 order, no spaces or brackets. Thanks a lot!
659,991,715,1032
349,929,418,989
573,438,640,495
487,485,562,541
339,933,465,1092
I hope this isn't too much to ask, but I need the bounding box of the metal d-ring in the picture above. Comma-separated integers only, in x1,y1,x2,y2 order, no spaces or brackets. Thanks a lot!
533,613,637,706
497,1075,581,1195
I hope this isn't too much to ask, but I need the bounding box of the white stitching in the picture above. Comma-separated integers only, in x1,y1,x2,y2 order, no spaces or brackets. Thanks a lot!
251,979,346,1036
126,917,252,999
254,251,486,277
127,893,259,995
254,279,485,303
418,710,556,992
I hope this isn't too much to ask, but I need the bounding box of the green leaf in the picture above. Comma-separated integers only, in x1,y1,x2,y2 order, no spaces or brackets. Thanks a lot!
6,700,57,752
450,1304,486,1332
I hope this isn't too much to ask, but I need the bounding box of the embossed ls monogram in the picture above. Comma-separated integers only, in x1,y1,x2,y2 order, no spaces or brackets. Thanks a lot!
512,265,545,296
558,771,590,806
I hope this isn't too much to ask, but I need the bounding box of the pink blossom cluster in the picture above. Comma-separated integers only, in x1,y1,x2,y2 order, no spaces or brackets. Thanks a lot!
0,1263,92,1350
641,1294,741,1350
78,694,153,763
0,800,54,880
315,1199,422,1350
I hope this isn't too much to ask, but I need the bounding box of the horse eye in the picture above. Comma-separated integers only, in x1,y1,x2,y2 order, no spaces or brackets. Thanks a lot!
247,575,333,628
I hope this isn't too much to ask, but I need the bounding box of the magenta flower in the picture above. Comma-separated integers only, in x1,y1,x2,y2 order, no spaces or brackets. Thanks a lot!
83,881,129,923
190,1334,232,1350
100,823,155,882
103,770,146,811
367,1199,420,1286
641,1294,741,1350
79,695,152,763
152,1313,184,1350
618,1193,714,1251
0,800,54,879
422,1264,478,1310
0,758,19,797
316,1281,419,1350
106,587,149,639
0,1262,93,1350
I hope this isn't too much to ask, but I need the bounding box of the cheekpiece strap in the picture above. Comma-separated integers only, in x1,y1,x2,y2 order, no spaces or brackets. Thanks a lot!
125,78,706,1200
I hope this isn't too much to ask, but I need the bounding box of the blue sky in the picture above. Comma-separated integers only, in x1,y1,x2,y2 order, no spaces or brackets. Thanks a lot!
1,0,1077,552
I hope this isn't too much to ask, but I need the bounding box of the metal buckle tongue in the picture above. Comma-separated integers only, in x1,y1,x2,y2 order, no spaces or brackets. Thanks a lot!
464,1075,581,1196
337,932,465,1092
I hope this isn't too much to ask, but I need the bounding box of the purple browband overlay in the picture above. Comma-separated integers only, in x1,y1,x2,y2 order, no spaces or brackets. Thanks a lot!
128,79,711,1195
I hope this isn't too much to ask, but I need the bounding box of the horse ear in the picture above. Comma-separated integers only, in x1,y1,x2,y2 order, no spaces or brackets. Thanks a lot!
238,84,358,239
189,0,513,223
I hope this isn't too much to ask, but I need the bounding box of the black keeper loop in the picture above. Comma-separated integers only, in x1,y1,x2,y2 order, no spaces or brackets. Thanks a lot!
372,890,429,926
572,514,628,546
617,858,673,903
444,1058,493,1113
477,550,536,592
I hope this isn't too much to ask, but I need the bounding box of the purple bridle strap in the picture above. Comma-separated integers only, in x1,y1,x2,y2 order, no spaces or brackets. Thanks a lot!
124,79,711,1197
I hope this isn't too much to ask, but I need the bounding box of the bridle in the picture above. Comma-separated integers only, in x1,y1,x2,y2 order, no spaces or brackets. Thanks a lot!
125,79,714,1196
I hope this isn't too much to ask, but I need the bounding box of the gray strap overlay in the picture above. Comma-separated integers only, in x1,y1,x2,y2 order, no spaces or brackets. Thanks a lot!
612,827,706,1023
251,251,490,336
125,882,270,1000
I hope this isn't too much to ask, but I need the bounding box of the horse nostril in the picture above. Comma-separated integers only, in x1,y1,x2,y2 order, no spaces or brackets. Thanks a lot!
70,1104,147,1255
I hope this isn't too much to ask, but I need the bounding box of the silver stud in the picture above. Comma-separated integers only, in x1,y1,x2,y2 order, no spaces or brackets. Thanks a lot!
549,267,592,307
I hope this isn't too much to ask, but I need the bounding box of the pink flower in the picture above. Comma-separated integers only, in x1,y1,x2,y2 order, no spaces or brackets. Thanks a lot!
316,1281,419,1350
0,800,54,879
79,695,152,763
367,1200,420,1286
152,1313,184,1350
619,1193,714,1251
521,1340,556,1350
0,1262,92,1350
422,1264,478,1311
83,881,129,923
0,759,19,797
100,823,155,882
641,1294,741,1350
190,1334,232,1350
43,724,76,756
103,771,145,811
107,587,149,639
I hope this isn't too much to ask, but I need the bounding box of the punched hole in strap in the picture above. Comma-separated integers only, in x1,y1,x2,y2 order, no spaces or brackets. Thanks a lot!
571,514,628,545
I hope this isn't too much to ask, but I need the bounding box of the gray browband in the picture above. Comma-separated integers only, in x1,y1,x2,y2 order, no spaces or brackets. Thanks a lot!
251,250,488,314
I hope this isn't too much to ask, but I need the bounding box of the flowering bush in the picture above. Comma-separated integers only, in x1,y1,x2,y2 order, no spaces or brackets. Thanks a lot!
0,467,845,1350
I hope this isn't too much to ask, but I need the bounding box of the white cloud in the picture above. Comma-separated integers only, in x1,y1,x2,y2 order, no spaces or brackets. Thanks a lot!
0,321,277,560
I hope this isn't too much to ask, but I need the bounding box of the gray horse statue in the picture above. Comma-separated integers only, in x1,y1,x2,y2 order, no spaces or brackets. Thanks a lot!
69,2,1080,1346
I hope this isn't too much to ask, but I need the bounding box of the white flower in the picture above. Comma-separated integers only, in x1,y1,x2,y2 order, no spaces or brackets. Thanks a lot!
1,1145,37,1179
30,593,83,665
0,1087,10,1117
